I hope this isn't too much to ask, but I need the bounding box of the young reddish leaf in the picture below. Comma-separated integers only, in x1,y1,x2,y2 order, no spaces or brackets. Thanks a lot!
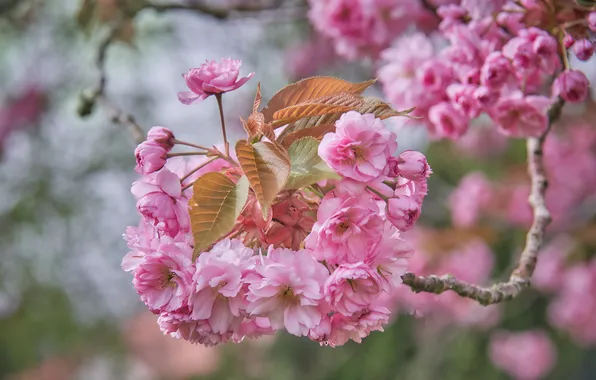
271,92,364,128
261,77,376,122
236,140,290,218
279,123,336,149
253,82,262,113
357,97,418,120
190,173,250,259
285,137,340,190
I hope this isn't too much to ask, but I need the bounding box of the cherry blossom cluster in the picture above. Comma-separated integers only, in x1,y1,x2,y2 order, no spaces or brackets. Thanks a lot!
122,58,432,347
308,0,594,139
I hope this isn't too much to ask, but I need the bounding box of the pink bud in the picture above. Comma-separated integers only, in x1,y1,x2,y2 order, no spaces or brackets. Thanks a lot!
135,141,167,174
533,35,558,57
397,151,430,181
147,126,175,150
563,34,574,49
386,197,421,231
386,156,400,178
589,12,596,32
572,39,595,61
552,69,589,103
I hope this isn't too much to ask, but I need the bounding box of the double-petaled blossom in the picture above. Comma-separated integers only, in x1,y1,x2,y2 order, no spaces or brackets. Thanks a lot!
131,168,190,237
189,239,256,334
177,58,254,105
246,247,328,337
552,70,589,103
135,141,168,174
319,111,397,182
488,94,551,137
428,102,469,139
305,194,385,265
132,241,194,312
324,262,383,316
323,303,391,347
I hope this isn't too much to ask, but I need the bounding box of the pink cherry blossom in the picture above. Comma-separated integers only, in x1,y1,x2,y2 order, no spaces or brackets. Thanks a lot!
446,83,481,118
246,247,328,337
449,172,493,228
189,239,256,334
428,102,470,139
305,194,385,265
367,225,413,290
131,169,190,237
135,141,167,174
489,330,556,380
480,51,514,88
461,0,507,19
572,39,594,61
552,69,589,103
325,262,383,316
158,309,232,346
489,94,551,137
177,58,254,105
589,12,596,32
385,196,420,231
122,221,158,272
397,151,431,181
133,242,194,312
147,126,175,150
319,111,397,182
324,303,391,347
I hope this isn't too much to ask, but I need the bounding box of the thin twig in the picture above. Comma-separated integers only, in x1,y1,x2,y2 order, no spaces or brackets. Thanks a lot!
401,98,565,306
78,22,145,144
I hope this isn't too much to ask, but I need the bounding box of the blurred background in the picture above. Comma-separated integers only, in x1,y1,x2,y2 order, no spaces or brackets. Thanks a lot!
1,0,596,379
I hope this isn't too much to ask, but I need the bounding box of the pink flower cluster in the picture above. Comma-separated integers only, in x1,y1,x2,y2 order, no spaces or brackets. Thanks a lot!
307,0,434,59
489,329,556,380
124,108,432,347
378,2,593,139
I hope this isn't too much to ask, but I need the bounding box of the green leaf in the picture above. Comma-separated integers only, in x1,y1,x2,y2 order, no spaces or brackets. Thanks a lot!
190,173,249,259
236,140,290,218
285,137,340,190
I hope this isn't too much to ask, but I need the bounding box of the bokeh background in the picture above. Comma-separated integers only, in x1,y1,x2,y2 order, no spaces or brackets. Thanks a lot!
1,0,596,379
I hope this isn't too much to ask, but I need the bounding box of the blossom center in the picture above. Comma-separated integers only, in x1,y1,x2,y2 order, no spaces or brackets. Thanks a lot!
351,146,366,160
159,270,177,289
336,221,351,234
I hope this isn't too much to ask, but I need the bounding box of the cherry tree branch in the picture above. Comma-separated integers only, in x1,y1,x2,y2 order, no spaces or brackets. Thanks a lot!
401,97,565,306
78,21,145,144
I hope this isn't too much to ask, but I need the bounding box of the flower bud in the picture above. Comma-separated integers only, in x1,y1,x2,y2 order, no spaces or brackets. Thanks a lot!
386,196,421,231
572,39,595,61
135,141,167,174
397,151,430,181
552,69,589,103
147,126,175,150
588,12,596,32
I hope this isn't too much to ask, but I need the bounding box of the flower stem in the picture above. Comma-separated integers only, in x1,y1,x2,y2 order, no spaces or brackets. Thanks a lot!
180,156,218,183
215,93,229,156
366,186,389,201
172,139,210,151
167,152,208,157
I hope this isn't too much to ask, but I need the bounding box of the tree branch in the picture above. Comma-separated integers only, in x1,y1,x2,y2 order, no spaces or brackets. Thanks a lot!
140,0,295,20
78,22,145,144
401,97,565,306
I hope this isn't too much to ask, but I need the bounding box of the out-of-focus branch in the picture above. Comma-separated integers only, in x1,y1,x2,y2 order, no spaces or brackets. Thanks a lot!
401,98,565,306
78,22,145,144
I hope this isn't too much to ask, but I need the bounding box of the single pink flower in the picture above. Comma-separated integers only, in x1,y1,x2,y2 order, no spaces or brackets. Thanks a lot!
480,51,514,89
246,247,328,337
305,194,385,265
386,196,421,231
133,243,194,312
324,304,391,347
589,12,596,32
489,330,556,380
572,39,594,61
189,239,256,334
447,83,482,118
135,141,167,174
489,94,551,137
428,102,470,139
397,150,431,181
177,58,254,105
552,69,589,103
367,224,413,290
147,126,175,150
131,169,190,237
319,111,397,182
325,262,383,316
